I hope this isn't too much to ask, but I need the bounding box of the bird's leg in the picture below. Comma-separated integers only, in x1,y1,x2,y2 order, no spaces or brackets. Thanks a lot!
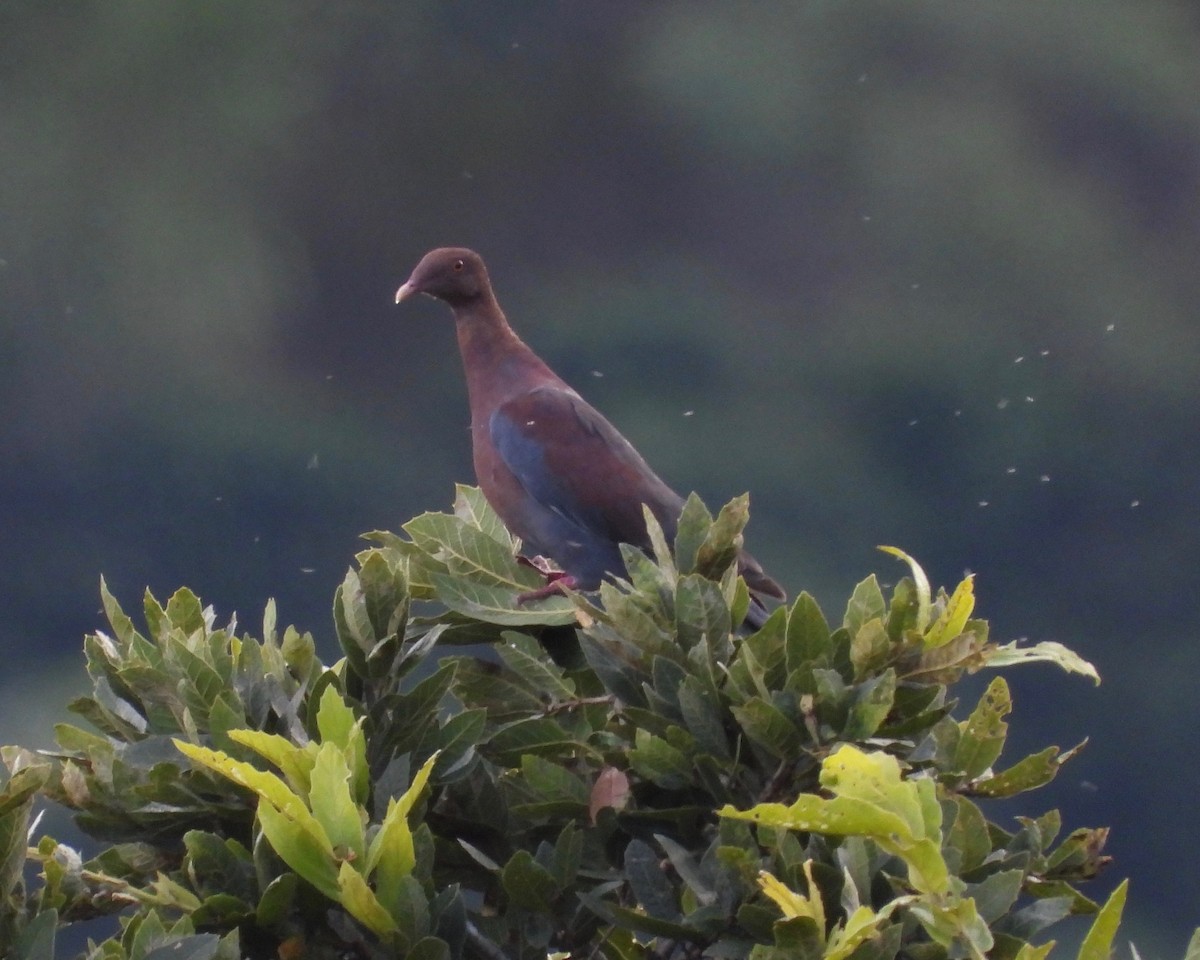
515,555,578,604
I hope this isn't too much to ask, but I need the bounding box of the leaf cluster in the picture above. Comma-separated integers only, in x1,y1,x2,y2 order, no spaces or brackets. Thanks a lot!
0,488,1190,960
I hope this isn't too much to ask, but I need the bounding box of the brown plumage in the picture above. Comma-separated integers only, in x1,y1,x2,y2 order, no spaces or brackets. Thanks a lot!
395,247,785,627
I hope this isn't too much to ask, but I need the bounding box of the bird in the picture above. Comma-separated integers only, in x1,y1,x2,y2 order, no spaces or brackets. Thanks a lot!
394,247,785,628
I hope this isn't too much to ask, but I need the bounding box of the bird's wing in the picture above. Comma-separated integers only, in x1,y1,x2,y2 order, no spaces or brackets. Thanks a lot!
489,385,685,550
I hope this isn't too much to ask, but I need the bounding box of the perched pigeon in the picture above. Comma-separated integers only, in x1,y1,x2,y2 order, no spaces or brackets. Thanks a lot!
395,247,785,627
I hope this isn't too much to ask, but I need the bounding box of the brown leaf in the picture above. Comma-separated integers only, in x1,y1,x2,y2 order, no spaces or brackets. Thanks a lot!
589,765,630,824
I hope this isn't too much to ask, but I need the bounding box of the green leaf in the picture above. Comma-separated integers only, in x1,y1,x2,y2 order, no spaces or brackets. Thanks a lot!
731,698,803,760
166,586,207,636
972,745,1066,797
674,492,713,575
624,838,679,921
642,504,678,579
629,729,692,789
502,849,559,911
359,548,410,647
877,546,932,633
100,575,138,646
944,796,992,874
968,868,1024,922
954,676,1010,780
407,937,452,960
496,631,577,700
884,577,921,642
678,676,731,760
843,576,886,639
12,908,57,960
488,716,585,761
907,896,993,959
675,573,733,653
421,709,482,778
1077,879,1127,960
519,754,590,805
844,669,895,740
335,568,375,670
849,617,891,678
695,494,749,580
431,573,577,626
453,483,511,544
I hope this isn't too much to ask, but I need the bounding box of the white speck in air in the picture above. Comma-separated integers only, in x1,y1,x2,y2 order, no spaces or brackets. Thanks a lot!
997,398,1010,410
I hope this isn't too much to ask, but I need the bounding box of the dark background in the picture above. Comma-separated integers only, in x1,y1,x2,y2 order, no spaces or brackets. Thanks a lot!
2,2,1197,952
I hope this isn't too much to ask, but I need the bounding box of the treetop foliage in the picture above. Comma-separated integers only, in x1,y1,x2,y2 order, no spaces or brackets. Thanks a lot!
1,488,1189,960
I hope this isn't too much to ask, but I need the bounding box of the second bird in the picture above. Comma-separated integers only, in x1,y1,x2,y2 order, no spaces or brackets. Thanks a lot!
394,247,785,628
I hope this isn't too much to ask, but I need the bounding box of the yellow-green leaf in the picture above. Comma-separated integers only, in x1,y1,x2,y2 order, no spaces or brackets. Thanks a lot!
1077,879,1128,960
720,793,910,840
337,860,398,936
227,729,315,797
925,576,975,649
1014,942,1056,960
396,751,439,820
316,685,356,751
367,796,416,885
757,867,823,925
309,742,365,864
174,740,325,836
257,800,340,901
720,745,950,895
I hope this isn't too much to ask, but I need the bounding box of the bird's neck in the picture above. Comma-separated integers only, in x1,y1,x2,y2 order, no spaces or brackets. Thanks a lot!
453,302,561,422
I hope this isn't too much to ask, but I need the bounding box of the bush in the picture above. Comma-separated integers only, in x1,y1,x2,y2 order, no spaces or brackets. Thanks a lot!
0,487,1187,959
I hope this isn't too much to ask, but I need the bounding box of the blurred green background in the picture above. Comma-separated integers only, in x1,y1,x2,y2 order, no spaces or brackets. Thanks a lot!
2,1,1196,952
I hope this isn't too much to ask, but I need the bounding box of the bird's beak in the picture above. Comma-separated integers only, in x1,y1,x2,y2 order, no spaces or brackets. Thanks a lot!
394,281,416,304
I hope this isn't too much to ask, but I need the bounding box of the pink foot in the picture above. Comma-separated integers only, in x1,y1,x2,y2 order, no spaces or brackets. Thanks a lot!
515,560,578,604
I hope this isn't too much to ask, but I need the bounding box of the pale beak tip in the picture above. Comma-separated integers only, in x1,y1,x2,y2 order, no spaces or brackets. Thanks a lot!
394,282,413,305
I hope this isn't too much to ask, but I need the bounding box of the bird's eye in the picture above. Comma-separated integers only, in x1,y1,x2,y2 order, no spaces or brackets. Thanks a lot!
453,259,464,271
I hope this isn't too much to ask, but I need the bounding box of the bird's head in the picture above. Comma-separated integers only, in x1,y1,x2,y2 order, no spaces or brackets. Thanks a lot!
395,247,490,308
